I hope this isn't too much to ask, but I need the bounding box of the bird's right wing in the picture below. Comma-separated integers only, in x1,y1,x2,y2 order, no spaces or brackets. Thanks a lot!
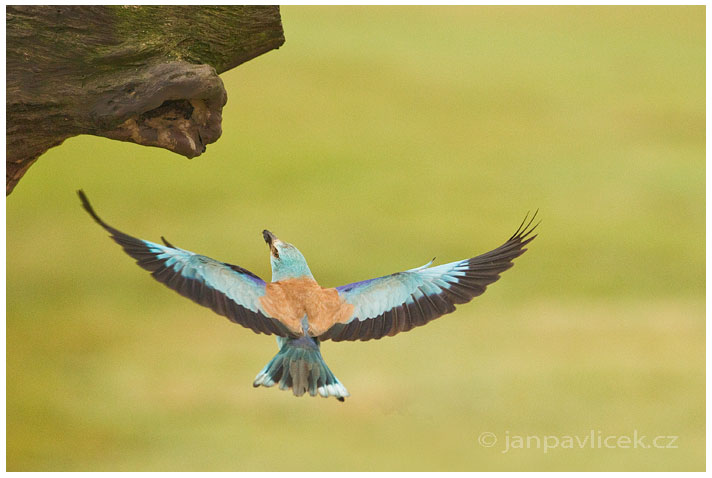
318,213,538,341
78,191,294,337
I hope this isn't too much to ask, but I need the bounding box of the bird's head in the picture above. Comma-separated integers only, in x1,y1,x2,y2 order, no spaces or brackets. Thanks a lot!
262,230,313,281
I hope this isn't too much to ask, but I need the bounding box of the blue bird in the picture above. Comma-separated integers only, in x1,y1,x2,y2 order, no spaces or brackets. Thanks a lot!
78,191,537,401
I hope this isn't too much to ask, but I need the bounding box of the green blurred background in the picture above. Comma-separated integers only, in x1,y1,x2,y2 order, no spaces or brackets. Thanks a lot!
6,6,705,471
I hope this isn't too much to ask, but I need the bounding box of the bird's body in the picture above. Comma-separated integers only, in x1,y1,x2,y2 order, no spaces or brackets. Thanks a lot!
78,190,537,401
259,276,354,337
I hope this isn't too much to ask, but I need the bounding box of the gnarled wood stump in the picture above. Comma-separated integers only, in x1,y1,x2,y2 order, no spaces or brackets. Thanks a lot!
6,5,285,195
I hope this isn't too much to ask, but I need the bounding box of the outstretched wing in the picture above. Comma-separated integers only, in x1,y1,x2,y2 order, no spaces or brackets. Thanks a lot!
318,213,538,342
78,190,293,337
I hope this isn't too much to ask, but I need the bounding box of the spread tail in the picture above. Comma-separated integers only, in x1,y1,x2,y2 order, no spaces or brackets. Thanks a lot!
253,336,349,401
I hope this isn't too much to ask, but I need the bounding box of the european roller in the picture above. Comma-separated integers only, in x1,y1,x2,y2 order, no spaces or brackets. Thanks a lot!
78,190,537,402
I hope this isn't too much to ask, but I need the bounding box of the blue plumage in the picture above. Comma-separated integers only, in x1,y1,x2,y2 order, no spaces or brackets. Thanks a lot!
253,335,348,399
79,190,537,401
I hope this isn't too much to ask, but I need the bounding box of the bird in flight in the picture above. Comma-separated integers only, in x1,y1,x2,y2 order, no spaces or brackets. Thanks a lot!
78,191,537,402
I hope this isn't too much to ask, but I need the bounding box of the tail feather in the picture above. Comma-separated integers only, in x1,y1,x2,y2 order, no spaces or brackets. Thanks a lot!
253,336,349,401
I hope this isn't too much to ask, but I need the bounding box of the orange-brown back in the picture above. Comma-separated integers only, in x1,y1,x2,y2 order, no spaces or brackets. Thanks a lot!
259,277,354,336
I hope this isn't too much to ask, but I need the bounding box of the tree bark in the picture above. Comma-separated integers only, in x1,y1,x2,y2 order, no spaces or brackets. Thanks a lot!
6,5,285,195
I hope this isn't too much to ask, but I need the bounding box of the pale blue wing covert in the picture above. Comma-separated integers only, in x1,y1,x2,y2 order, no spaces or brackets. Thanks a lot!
78,191,293,337
319,213,538,341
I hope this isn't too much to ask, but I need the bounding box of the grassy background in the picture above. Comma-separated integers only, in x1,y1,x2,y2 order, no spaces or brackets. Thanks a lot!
6,6,705,471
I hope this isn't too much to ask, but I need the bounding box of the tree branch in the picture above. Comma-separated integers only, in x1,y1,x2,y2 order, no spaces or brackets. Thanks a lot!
6,5,285,195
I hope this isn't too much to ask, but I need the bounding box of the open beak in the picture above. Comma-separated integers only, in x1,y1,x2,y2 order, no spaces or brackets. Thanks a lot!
262,230,279,258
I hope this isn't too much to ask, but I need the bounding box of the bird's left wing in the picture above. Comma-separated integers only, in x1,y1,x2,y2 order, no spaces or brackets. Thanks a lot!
78,191,293,337
318,213,538,341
